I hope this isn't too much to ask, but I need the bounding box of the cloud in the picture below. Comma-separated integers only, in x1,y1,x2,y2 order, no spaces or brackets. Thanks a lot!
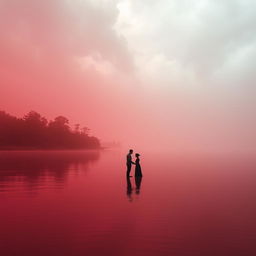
0,0,133,69
0,0,255,151
115,0,256,150
116,0,256,86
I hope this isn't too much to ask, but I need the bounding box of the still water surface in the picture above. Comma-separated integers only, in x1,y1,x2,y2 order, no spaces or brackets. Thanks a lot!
0,150,256,256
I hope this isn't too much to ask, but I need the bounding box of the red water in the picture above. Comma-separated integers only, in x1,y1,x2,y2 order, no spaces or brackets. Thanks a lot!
0,150,256,256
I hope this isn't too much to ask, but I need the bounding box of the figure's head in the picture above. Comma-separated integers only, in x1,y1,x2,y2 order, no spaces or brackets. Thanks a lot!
129,149,133,154
135,153,140,158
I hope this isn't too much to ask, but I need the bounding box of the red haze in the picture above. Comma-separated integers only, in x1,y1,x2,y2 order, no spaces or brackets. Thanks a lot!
0,0,255,152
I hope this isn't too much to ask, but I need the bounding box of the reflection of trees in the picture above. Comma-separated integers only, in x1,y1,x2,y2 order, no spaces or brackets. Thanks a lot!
0,151,100,189
0,110,100,149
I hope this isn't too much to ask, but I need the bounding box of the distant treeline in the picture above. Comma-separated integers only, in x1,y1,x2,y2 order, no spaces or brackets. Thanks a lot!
0,111,100,150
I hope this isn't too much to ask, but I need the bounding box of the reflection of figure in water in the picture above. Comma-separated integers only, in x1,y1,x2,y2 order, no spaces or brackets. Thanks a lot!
135,176,142,195
126,149,135,177
135,153,143,177
126,177,133,202
126,175,143,201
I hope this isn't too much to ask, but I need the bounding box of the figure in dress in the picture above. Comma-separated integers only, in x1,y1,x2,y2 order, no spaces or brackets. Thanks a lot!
134,153,143,177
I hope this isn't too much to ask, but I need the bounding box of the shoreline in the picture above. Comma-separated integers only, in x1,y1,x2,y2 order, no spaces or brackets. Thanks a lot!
0,147,106,151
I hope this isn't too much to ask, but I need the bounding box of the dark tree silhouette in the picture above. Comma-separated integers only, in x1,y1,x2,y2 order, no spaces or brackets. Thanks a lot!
0,110,101,150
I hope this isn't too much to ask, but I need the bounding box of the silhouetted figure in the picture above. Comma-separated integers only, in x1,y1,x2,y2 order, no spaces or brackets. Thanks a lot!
126,177,133,201
135,176,142,195
135,153,143,177
126,149,135,177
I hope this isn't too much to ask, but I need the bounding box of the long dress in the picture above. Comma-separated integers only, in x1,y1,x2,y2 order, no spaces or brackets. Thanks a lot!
135,158,143,177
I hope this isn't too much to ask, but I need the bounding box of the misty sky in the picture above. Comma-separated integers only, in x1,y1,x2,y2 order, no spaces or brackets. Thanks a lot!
0,0,256,151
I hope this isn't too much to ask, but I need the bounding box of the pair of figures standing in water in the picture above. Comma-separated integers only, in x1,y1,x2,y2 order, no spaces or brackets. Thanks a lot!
126,149,142,177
